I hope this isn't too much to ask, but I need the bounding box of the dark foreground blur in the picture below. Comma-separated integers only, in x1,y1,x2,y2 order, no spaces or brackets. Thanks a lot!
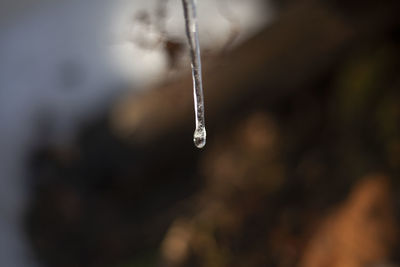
27,0,400,266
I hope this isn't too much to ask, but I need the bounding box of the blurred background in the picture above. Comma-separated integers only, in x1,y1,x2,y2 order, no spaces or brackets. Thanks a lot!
0,0,399,266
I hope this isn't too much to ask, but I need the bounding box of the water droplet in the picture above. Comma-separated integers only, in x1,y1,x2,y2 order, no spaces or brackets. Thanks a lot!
193,127,206,149
182,0,207,149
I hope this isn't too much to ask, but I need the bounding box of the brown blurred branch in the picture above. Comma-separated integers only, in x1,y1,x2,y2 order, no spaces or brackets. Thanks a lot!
111,0,400,145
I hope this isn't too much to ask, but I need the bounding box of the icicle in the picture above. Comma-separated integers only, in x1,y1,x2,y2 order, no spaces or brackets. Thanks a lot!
182,0,206,149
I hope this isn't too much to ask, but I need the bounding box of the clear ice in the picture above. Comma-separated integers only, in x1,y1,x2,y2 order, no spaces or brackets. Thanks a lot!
182,0,207,149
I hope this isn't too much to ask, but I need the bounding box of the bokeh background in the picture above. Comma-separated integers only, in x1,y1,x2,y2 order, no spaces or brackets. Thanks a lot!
0,0,399,266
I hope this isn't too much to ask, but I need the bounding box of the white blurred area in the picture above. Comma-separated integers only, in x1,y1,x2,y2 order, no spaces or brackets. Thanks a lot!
0,0,273,266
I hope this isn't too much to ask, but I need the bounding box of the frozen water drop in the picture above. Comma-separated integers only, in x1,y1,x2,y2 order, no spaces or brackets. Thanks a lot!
182,0,207,149
193,127,206,149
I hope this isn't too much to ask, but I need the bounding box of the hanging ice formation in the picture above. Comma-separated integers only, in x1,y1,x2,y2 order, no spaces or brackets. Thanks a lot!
182,0,206,149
